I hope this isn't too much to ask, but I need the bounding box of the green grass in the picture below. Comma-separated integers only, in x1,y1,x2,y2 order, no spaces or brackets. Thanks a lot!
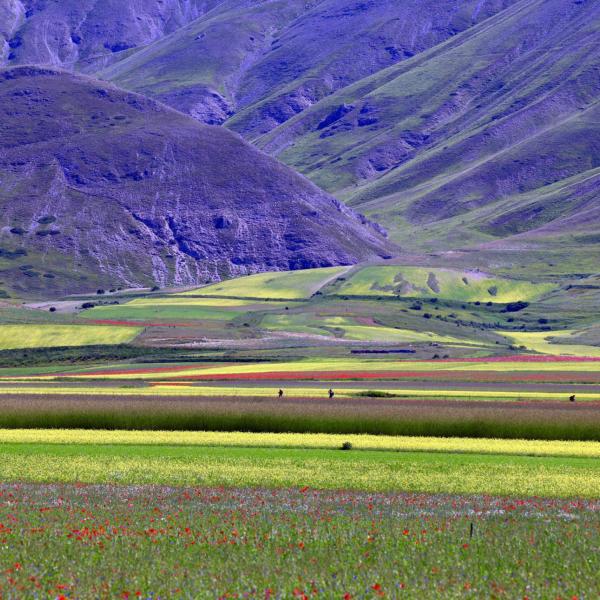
503,330,600,357
335,266,554,302
0,443,598,497
261,313,476,344
0,324,141,350
81,297,257,322
180,266,349,299
1,484,597,599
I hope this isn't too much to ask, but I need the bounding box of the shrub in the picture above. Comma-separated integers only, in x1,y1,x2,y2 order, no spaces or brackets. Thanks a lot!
504,301,529,313
341,441,353,451
357,391,398,398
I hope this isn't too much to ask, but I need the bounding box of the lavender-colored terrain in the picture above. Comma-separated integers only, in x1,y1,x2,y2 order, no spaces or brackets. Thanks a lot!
0,67,391,295
0,0,598,292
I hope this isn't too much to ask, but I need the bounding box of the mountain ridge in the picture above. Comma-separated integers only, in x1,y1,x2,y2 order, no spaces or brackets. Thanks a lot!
1,0,598,275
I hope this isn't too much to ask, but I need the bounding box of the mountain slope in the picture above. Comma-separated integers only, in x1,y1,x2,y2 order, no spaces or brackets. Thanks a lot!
255,0,600,249
1,0,519,128
0,67,392,297
2,0,598,260
0,0,219,68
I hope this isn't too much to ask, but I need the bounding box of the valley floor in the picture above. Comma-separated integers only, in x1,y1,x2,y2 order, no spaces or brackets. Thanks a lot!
0,483,598,598
0,266,598,597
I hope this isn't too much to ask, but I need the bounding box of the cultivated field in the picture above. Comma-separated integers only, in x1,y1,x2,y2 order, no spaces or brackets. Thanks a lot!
0,324,141,350
1,485,597,599
0,392,599,440
0,264,598,597
334,266,555,302
180,266,350,299
0,429,598,497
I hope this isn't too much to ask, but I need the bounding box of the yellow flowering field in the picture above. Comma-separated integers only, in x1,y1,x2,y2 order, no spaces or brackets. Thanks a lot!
0,448,598,497
1,429,599,458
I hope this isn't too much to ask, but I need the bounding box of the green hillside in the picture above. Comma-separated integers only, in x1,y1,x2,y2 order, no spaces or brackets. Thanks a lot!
334,266,555,303
256,0,600,249
181,267,350,299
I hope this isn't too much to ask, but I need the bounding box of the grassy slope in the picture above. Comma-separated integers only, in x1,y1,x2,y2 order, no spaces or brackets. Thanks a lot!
95,0,514,132
0,442,597,497
258,0,600,250
96,1,308,108
333,265,555,302
180,266,349,299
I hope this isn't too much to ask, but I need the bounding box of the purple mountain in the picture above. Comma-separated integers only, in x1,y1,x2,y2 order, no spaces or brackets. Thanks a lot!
0,67,393,295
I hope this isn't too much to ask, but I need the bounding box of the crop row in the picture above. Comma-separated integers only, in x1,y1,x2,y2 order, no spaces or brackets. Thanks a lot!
0,384,598,403
2,428,600,458
1,443,599,497
0,394,599,440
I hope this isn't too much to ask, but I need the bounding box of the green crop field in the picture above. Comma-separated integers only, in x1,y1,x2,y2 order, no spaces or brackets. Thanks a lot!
503,330,600,357
0,324,141,350
4,355,600,381
2,429,599,458
81,296,271,322
179,266,350,299
261,313,477,344
335,266,555,302
0,440,598,497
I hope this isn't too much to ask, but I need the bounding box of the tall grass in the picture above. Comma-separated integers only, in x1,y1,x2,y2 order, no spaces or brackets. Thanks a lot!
1,404,599,441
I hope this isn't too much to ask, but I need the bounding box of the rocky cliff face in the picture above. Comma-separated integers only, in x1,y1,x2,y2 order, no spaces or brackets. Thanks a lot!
0,67,393,296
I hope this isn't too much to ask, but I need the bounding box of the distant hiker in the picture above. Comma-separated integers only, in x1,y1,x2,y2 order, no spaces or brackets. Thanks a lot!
328,388,335,399
569,394,576,402
278,389,284,399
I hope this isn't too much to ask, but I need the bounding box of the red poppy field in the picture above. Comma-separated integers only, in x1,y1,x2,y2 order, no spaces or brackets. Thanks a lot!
0,484,597,599
163,370,600,383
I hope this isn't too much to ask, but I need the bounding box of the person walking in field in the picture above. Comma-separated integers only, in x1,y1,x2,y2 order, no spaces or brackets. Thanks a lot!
328,388,335,399
278,389,284,399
